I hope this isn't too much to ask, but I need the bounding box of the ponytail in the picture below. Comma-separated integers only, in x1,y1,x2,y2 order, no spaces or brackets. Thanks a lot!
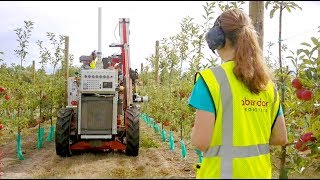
220,9,272,94
228,26,271,94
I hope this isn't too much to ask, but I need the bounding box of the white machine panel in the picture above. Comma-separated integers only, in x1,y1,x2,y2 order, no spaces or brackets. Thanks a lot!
80,69,118,93
68,77,79,106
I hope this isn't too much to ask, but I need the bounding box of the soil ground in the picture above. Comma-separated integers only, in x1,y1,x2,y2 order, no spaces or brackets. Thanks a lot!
0,119,319,179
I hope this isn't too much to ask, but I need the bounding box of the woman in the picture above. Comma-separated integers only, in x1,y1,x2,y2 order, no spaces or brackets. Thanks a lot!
188,9,287,179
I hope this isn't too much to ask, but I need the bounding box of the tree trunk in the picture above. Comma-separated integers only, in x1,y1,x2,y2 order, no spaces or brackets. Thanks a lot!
249,1,264,53
155,41,160,84
32,60,35,82
278,2,288,179
64,36,69,107
140,63,143,73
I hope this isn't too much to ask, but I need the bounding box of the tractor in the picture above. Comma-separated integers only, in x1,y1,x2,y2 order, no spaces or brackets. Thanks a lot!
55,13,147,157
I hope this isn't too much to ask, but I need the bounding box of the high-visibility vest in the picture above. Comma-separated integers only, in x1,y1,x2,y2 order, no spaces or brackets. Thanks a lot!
90,60,96,69
195,61,280,179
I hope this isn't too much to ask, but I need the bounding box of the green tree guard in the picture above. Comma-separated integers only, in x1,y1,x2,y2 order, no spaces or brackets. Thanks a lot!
17,133,24,160
143,115,147,122
180,139,187,159
169,131,174,151
161,129,167,142
46,125,55,142
147,116,151,125
37,127,45,149
153,123,157,133
157,125,162,135
139,113,143,119
149,118,154,128
195,148,203,163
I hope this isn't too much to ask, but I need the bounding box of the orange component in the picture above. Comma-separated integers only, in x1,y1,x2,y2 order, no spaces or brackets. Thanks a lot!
117,115,121,126
71,101,78,106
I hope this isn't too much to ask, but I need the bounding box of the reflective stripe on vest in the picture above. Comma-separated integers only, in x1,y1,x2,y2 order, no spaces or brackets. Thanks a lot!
203,66,270,179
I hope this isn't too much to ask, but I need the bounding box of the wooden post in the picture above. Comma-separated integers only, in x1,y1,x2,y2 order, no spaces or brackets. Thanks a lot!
249,1,264,53
140,63,143,73
64,36,69,107
155,40,160,84
32,60,35,82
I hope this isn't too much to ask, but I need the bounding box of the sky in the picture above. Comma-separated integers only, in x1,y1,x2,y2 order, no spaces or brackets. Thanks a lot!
0,1,319,73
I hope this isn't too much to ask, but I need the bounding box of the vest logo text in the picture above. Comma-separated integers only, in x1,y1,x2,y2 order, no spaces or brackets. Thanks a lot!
241,97,269,107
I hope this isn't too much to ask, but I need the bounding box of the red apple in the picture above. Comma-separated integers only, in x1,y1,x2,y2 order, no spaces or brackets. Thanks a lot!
0,87,5,93
296,89,304,99
301,90,312,101
0,124,3,130
5,94,10,100
292,78,303,89
300,132,317,143
163,121,169,126
295,140,308,152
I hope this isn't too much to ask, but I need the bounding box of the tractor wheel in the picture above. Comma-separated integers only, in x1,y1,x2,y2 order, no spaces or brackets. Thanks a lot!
125,105,140,156
55,108,73,157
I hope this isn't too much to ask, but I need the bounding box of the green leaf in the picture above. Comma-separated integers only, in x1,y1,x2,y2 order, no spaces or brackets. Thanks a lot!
291,2,303,11
270,8,277,18
297,49,303,55
305,69,313,80
286,6,291,13
300,42,311,47
310,46,318,57
265,1,271,9
311,37,320,46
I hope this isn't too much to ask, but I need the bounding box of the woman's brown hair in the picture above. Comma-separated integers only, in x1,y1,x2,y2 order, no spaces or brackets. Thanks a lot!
219,9,272,94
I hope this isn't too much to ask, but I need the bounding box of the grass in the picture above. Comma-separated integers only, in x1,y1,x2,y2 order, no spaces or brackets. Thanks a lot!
140,131,159,148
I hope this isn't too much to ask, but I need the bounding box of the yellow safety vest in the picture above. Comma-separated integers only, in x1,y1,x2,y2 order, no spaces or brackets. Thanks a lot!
90,60,96,69
195,61,280,179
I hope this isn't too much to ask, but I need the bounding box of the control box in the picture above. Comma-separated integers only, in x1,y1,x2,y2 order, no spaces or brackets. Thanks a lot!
80,69,118,93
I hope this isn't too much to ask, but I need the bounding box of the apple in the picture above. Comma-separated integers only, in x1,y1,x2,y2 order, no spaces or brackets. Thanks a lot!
0,124,3,130
292,78,303,89
301,90,312,101
5,94,10,100
300,132,317,143
295,140,308,152
179,91,186,98
163,121,169,126
296,89,304,99
0,87,5,93
295,132,317,151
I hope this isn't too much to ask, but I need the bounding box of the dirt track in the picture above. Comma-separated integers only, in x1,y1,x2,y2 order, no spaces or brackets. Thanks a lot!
1,119,319,179
0,120,198,179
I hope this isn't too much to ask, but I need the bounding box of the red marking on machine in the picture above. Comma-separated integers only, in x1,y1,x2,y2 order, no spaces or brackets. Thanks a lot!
70,140,126,151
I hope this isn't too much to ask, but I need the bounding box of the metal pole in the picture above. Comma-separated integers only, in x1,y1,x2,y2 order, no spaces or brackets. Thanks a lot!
96,7,103,69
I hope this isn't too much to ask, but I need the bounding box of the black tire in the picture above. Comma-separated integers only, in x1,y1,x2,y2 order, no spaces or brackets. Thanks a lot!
55,108,73,157
125,106,140,156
